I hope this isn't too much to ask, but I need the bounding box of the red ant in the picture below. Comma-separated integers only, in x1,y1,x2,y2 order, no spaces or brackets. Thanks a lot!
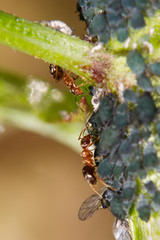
63,71,84,96
49,64,89,111
78,128,115,197
49,64,86,96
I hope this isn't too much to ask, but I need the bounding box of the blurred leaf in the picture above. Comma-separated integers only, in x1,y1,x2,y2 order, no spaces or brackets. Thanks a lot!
0,107,82,152
0,70,78,120
0,69,85,152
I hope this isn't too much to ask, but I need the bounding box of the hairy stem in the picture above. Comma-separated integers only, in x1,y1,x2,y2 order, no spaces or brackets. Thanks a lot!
0,11,93,80
0,11,136,91
129,207,160,240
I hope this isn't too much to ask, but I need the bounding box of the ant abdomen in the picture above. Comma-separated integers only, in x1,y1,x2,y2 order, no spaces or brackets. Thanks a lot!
81,135,91,149
82,165,97,185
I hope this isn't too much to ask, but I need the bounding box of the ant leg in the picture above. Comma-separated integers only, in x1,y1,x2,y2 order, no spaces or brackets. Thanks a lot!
78,127,87,140
76,83,91,97
89,184,102,198
86,136,100,148
84,112,91,126
94,156,102,160
75,95,84,112
92,135,100,144
63,70,72,82
98,177,115,191
72,75,79,81
78,112,92,141
76,82,89,88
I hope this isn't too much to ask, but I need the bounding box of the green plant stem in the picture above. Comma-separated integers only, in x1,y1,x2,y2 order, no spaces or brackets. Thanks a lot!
127,173,160,240
129,207,160,240
0,11,136,91
0,11,95,82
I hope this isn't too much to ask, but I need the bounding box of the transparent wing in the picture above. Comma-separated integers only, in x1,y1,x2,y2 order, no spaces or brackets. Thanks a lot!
78,194,102,221
113,219,132,240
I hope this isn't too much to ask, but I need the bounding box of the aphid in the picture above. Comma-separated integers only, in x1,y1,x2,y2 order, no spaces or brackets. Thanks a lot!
86,112,103,140
78,193,102,221
78,188,114,221
78,189,132,240
78,188,127,220
85,93,116,138
113,219,132,240
136,195,151,222
110,194,128,220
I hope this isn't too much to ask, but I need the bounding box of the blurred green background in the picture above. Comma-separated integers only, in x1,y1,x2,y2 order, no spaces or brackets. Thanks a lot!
0,1,114,240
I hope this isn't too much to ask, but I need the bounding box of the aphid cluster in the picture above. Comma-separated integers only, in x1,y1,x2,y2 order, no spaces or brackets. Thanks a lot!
78,49,160,234
47,5,160,235
77,0,160,43
79,93,132,221
80,85,160,223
